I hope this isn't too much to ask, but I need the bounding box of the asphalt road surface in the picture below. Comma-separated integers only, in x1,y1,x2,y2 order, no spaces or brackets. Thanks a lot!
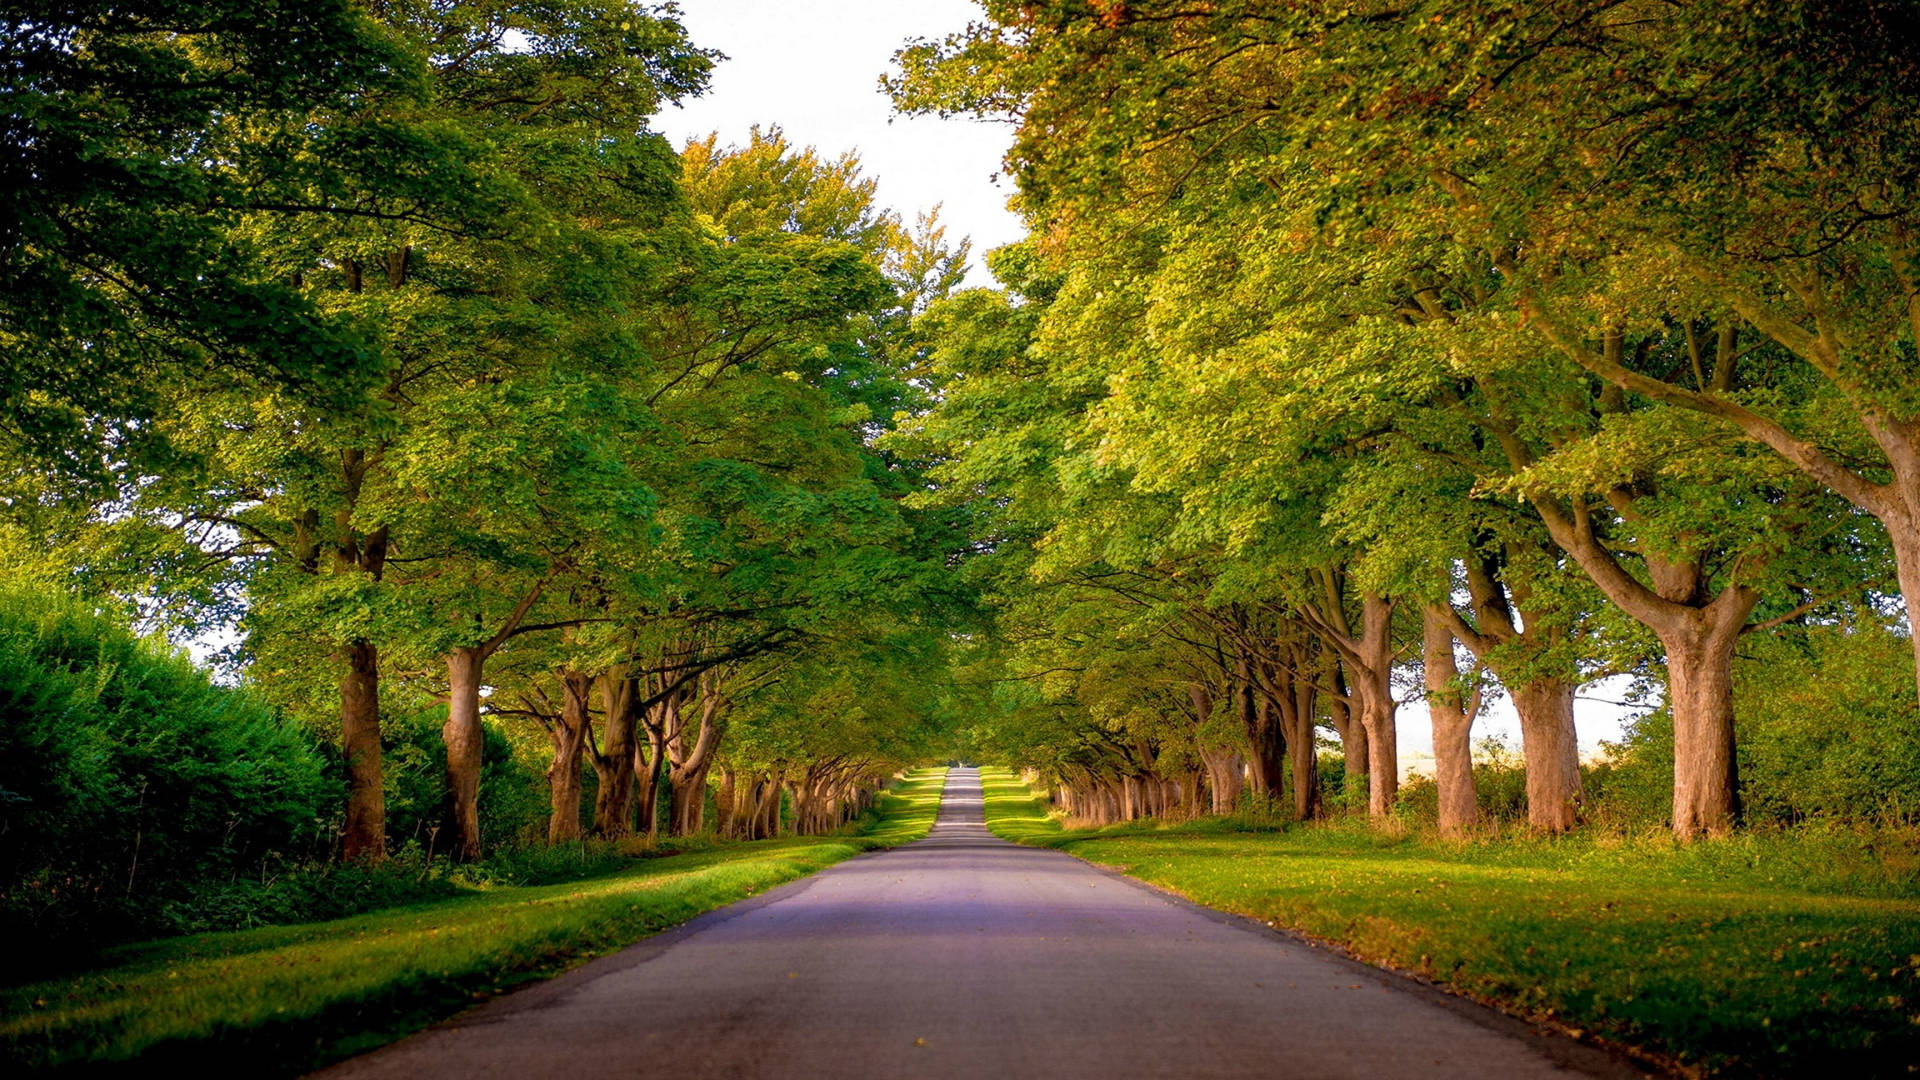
317,768,1648,1080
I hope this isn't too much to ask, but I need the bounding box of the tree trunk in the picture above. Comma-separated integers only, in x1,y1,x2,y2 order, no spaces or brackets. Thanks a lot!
1331,693,1367,810
1524,489,1761,839
1448,547,1584,833
1235,659,1286,797
442,646,486,861
1325,652,1367,810
752,772,782,838
1893,526,1920,708
1511,677,1581,832
1199,746,1243,813
714,768,739,839
340,639,385,861
546,671,591,844
1277,640,1322,820
669,763,712,836
592,674,637,838
1422,611,1478,836
1289,723,1321,821
633,722,661,838
1357,595,1399,820
1356,678,1397,820
666,689,725,837
789,778,814,834
1663,605,1749,838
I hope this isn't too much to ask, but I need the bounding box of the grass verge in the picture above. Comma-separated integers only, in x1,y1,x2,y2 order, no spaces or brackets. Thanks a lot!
2,767,948,1075
979,766,1920,1077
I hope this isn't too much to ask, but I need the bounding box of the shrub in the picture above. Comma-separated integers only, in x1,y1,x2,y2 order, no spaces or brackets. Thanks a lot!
1734,622,1920,823
375,707,550,857
0,583,333,949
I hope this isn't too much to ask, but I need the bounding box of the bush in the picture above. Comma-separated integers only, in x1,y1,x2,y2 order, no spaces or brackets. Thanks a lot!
1735,622,1920,823
0,584,334,949
376,708,548,857
1391,736,1531,829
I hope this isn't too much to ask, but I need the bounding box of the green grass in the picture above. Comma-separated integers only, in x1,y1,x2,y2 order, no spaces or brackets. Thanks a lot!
2,768,948,1075
979,767,1920,1077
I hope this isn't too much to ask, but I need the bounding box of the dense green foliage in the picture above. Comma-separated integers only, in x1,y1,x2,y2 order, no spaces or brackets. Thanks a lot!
0,586,332,943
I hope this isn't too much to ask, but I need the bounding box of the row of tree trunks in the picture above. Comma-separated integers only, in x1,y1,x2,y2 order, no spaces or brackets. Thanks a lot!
1265,629,1323,821
1054,764,1213,827
710,761,888,840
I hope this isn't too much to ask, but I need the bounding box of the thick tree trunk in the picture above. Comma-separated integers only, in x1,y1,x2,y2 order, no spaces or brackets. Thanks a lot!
636,723,665,837
1451,550,1584,833
1511,677,1582,832
1357,596,1399,820
442,647,486,861
1528,491,1759,839
1289,725,1320,821
1234,661,1286,797
1663,606,1749,837
1422,612,1478,835
440,580,544,860
669,763,712,836
666,690,725,837
1356,679,1397,820
546,671,591,844
592,675,637,838
340,639,385,861
1199,746,1243,813
714,768,739,839
1893,527,1920,708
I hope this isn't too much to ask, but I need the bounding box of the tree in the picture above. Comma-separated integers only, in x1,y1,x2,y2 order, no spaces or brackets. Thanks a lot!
0,0,502,477
891,0,1899,837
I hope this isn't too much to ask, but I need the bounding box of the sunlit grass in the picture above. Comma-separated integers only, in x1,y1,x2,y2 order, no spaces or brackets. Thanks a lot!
1,768,947,1074
978,766,1920,1076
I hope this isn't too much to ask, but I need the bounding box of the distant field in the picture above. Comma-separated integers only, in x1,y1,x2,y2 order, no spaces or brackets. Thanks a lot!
978,767,1920,1077
1,768,948,1075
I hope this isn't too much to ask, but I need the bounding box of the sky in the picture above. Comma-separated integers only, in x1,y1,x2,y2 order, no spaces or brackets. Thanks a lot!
655,0,1023,286
652,1,1649,770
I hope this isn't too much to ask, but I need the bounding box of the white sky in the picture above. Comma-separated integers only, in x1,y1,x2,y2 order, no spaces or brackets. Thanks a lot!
656,0,1023,286
653,0,1648,772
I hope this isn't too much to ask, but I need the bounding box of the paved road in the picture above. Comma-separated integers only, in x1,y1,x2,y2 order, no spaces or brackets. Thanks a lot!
318,768,1646,1080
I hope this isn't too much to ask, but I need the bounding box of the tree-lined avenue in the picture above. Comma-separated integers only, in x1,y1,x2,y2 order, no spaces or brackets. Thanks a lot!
316,769,1639,1080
